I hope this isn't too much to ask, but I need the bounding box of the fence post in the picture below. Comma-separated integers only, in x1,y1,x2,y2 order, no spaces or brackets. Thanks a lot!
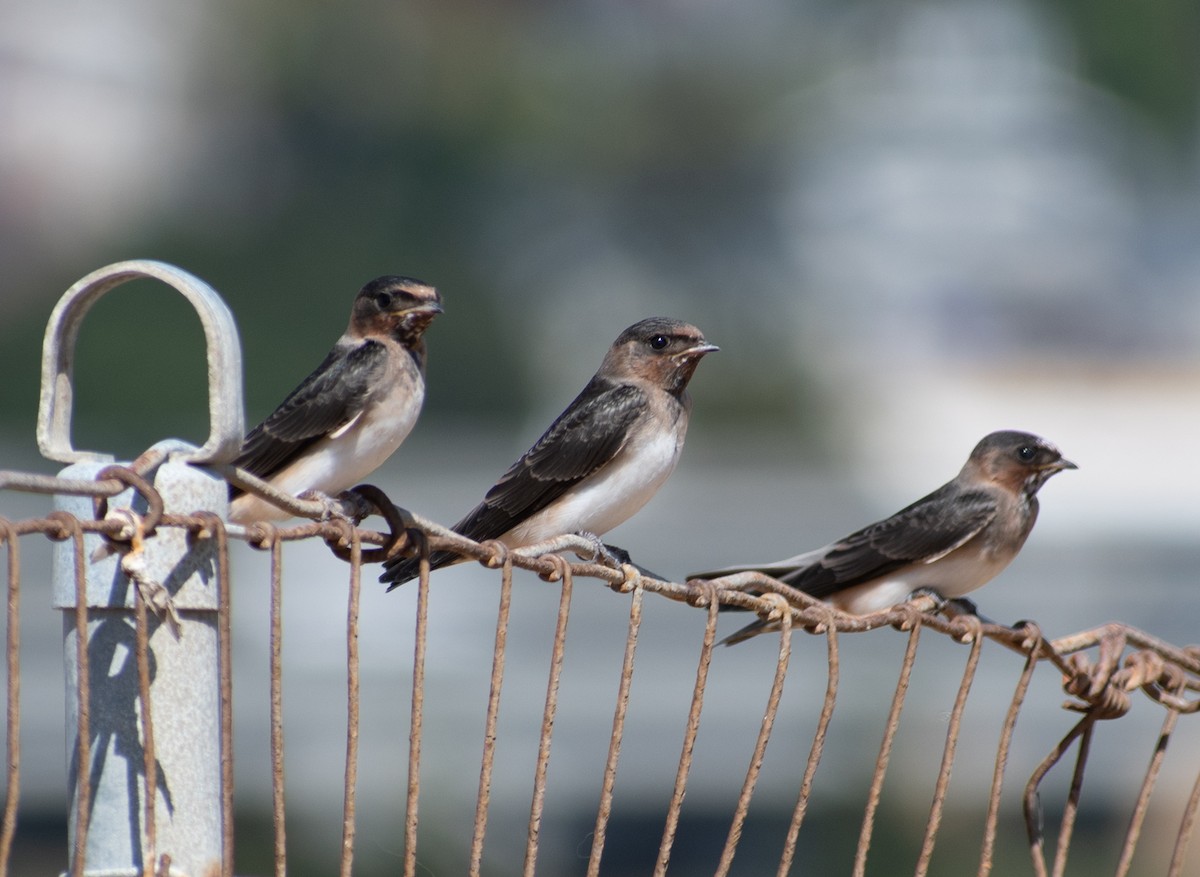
39,261,243,876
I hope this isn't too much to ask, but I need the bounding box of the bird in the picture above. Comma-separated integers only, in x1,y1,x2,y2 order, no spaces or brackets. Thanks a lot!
380,317,718,588
229,275,442,524
689,430,1076,645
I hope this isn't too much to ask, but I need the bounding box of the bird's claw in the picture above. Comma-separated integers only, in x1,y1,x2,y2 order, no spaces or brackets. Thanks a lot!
298,490,358,523
570,532,629,569
908,586,948,612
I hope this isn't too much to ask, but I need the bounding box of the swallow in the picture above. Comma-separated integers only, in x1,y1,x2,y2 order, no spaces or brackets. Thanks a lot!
690,430,1076,645
380,317,718,588
229,276,442,524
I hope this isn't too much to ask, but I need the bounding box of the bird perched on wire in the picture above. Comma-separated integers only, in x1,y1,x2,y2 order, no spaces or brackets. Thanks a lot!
229,276,442,524
380,317,718,588
689,430,1076,645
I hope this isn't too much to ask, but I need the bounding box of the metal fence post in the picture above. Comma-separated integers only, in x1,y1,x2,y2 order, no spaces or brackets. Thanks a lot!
39,261,243,876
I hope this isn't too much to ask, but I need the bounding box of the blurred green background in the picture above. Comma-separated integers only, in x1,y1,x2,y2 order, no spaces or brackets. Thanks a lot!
3,0,1196,458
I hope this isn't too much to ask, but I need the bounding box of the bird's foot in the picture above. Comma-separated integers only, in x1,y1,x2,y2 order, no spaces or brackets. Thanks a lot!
911,590,997,626
574,532,628,568
573,534,671,582
298,489,359,523
907,586,947,613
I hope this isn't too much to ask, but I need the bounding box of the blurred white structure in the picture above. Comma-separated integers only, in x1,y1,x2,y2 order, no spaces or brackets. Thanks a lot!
780,0,1200,536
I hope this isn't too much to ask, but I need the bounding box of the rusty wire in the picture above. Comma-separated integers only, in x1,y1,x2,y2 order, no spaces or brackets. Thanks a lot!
1170,767,1200,877
1115,686,1184,877
916,617,985,877
206,512,235,877
853,612,921,876
468,548,514,877
403,530,431,877
0,522,19,871
340,526,362,877
2,467,1200,876
715,594,793,877
586,581,644,877
133,562,158,877
777,615,839,877
978,623,1043,877
523,556,574,877
653,580,720,877
254,524,287,877
58,511,91,877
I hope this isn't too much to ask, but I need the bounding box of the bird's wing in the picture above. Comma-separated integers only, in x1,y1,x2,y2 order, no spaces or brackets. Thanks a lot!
454,379,647,541
791,485,999,598
691,484,999,601
380,379,645,588
233,340,388,483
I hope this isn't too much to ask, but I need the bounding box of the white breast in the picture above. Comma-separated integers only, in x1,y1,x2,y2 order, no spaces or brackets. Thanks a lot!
506,421,684,547
230,370,424,523
828,543,1015,615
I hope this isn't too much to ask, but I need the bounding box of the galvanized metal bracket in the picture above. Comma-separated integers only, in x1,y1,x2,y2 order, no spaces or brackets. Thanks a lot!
37,259,245,465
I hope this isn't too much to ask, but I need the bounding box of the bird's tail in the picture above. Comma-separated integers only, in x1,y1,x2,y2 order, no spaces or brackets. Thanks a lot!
718,617,776,646
380,550,458,590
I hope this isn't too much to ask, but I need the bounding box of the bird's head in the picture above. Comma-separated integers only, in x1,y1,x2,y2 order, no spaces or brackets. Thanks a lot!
602,318,718,396
969,430,1077,497
351,276,443,345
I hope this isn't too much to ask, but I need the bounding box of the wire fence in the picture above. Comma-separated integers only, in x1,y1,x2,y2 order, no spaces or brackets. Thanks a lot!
3,261,1199,876
1,461,1199,876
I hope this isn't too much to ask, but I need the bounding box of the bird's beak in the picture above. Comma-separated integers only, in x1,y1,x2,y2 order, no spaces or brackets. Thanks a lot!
679,342,719,358
1047,458,1078,472
406,302,444,316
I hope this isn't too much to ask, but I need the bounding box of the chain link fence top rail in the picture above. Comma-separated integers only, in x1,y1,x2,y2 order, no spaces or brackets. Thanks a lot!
2,262,1199,877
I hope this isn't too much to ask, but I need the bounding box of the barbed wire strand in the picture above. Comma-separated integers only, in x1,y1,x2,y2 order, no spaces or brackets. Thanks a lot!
915,618,985,877
714,595,794,877
977,624,1043,877
776,615,839,877
523,558,574,877
852,614,922,877
653,581,720,877
468,548,514,877
133,562,158,877
339,526,363,877
403,532,431,877
586,581,644,877
0,522,19,876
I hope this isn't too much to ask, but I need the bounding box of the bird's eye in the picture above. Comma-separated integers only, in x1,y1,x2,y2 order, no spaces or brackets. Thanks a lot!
649,334,669,350
1017,446,1037,462
374,291,393,310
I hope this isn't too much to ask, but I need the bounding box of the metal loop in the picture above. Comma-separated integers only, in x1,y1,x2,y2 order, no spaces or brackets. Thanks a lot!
612,563,641,594
479,539,511,570
38,260,244,465
539,553,571,583
246,522,280,551
683,578,719,608
321,518,356,552
41,510,78,542
948,612,984,645
92,465,164,536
